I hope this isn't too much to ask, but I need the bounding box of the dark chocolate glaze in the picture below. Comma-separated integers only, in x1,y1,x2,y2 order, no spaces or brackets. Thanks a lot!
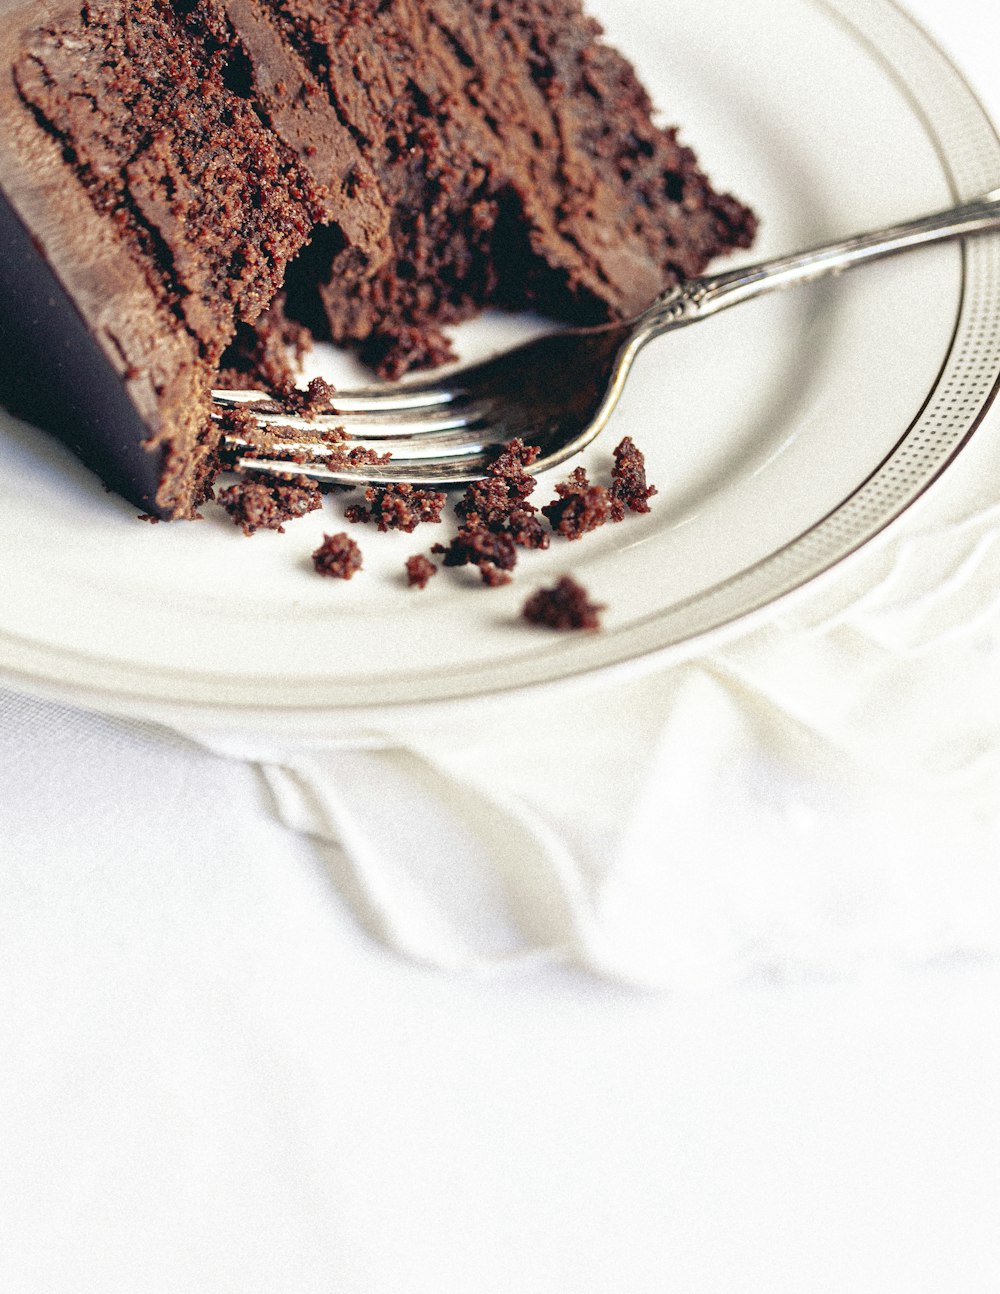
0,0,208,518
0,0,757,521
0,187,166,514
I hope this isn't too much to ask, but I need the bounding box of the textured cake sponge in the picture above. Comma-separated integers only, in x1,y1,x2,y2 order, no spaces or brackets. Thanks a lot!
0,0,756,518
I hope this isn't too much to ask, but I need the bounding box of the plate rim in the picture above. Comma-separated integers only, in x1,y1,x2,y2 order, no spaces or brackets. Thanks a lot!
3,0,1000,726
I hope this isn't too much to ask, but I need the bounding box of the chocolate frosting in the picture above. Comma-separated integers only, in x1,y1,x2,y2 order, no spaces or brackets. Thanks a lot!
0,0,757,519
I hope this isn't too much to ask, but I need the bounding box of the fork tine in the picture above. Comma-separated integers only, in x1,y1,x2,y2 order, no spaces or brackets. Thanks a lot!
212,382,466,416
234,451,493,488
211,384,489,440
231,407,487,438
223,423,498,462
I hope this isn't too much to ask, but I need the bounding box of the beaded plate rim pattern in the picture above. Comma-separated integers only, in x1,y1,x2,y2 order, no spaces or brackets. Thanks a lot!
2,0,1000,726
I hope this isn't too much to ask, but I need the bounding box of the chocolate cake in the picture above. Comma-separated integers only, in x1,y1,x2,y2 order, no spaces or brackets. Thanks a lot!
312,530,363,578
405,553,437,589
523,575,604,631
0,0,756,520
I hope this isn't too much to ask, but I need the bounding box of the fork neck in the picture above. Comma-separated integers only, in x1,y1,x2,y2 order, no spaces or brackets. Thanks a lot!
634,188,1000,344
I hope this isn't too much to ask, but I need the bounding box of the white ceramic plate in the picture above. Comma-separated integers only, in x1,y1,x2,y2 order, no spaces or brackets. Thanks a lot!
2,0,1000,731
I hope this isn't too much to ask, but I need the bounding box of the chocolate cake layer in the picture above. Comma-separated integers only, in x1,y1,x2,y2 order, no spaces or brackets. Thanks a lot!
0,0,757,518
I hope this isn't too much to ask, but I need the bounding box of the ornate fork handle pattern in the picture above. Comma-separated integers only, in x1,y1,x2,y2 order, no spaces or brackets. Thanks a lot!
640,189,1000,343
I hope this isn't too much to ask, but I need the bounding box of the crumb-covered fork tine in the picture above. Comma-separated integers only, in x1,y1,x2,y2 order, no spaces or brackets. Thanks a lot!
228,448,499,488
213,403,488,439
212,383,466,417
216,189,1000,488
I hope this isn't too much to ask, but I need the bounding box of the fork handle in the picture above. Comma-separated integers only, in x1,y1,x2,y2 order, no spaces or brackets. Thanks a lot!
639,189,1000,338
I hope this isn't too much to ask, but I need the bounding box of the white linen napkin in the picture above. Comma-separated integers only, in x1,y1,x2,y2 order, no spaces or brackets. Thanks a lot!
3,0,997,994
5,506,1000,988
155,383,1000,988
6,336,1000,991
5,392,1000,988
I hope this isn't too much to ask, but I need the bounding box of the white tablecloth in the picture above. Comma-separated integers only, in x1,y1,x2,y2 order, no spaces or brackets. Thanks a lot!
3,2,1000,1289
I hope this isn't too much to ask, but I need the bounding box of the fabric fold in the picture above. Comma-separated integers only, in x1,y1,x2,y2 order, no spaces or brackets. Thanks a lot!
11,401,1000,990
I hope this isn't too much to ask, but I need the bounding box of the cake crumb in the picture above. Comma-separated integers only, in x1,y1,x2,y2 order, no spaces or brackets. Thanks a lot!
216,472,322,535
505,505,550,550
405,554,438,589
522,576,605,631
213,404,261,442
344,445,392,467
456,439,541,525
433,514,518,586
610,436,656,519
312,532,363,579
298,376,337,412
364,325,458,380
216,294,312,395
542,466,612,539
262,375,338,414
345,483,446,533
479,564,513,588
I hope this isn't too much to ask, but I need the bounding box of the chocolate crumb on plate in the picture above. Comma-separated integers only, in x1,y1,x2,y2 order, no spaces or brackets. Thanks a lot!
433,514,518,586
504,505,550,551
312,532,363,579
405,554,438,589
216,471,323,535
451,438,549,555
345,483,447,532
456,439,541,525
542,466,612,539
610,436,657,520
479,563,514,588
522,575,605,630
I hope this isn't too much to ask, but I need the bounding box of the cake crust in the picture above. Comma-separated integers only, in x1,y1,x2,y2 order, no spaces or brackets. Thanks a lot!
0,0,207,516
0,0,757,519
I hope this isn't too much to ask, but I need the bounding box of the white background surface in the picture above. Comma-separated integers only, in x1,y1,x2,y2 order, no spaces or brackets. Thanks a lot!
3,691,1000,1293
3,2,1000,1291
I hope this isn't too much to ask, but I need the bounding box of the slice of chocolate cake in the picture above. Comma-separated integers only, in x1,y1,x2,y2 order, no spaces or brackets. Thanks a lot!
0,0,756,519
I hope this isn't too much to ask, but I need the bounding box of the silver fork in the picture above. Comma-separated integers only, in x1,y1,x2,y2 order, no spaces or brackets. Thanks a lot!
215,190,1000,487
